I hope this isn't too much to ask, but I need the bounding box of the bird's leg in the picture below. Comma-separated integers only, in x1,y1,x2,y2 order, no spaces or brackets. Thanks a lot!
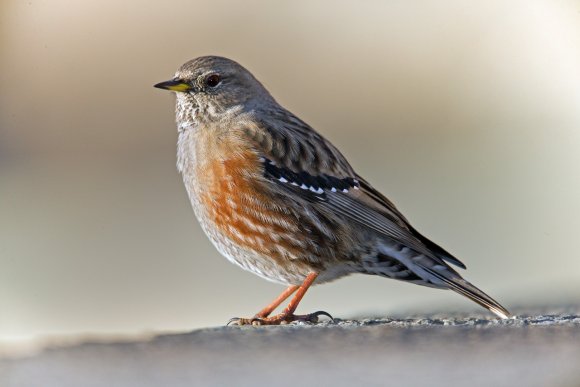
254,284,300,319
228,273,333,326
227,283,301,326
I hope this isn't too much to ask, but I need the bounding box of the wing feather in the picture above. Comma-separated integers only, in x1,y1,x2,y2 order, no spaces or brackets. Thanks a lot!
249,112,466,270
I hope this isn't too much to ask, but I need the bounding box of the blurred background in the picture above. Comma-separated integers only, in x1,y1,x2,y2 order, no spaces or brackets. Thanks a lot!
1,0,580,344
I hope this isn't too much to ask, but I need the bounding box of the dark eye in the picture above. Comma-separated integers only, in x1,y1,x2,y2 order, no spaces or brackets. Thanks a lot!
205,74,221,88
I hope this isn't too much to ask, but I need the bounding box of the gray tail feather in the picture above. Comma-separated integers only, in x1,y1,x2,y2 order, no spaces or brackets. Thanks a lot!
424,267,511,319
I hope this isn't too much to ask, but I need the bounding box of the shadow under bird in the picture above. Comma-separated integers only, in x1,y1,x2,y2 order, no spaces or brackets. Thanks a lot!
154,56,510,325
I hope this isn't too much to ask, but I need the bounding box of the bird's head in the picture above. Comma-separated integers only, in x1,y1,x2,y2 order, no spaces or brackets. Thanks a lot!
154,56,275,125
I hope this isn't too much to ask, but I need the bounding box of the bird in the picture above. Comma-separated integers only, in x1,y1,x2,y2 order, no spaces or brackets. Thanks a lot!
154,56,510,325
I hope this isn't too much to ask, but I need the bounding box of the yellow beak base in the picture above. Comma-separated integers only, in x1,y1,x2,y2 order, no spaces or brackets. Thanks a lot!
153,80,192,92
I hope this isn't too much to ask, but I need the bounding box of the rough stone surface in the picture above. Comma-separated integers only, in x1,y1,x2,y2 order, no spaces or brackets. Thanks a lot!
2,308,579,387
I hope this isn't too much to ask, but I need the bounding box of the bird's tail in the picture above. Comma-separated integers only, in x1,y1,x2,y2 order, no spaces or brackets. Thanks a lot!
371,241,510,318
422,265,511,319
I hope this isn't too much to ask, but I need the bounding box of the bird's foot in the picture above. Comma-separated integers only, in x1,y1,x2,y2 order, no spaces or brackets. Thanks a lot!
227,310,333,326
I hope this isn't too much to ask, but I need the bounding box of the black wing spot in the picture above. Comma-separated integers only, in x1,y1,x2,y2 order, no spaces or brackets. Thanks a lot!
260,157,359,194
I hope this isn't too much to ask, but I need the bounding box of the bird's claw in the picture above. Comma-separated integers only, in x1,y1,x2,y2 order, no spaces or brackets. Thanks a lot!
226,310,334,326
303,310,334,323
227,317,250,326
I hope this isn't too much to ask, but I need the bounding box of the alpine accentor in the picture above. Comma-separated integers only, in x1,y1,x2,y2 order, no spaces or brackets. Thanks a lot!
154,56,510,325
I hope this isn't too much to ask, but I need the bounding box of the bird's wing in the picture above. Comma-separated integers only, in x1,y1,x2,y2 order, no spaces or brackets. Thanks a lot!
354,174,467,269
248,112,466,270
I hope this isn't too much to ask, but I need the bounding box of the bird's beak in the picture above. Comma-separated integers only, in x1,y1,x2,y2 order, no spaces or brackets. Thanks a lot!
153,80,192,92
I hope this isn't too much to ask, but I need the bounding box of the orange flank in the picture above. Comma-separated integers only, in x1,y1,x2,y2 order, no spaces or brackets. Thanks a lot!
201,152,305,264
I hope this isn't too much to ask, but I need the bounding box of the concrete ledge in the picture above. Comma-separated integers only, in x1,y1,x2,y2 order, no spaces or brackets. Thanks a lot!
2,308,579,387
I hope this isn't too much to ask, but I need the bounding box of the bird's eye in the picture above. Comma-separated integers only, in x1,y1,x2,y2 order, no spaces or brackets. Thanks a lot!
205,74,221,88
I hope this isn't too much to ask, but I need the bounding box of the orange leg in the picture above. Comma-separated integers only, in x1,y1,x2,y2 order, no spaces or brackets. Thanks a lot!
255,284,300,318
228,273,333,326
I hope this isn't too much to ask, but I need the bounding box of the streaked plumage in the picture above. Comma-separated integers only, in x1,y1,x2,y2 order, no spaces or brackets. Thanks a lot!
154,56,510,324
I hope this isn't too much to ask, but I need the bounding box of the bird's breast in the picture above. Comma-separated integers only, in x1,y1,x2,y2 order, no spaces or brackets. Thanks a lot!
198,153,305,260
178,130,313,275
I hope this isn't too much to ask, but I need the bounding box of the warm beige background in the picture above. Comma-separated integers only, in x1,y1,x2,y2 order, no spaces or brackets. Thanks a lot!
1,0,580,342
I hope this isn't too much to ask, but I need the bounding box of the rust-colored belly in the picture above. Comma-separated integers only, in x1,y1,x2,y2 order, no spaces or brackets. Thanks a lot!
199,153,307,268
